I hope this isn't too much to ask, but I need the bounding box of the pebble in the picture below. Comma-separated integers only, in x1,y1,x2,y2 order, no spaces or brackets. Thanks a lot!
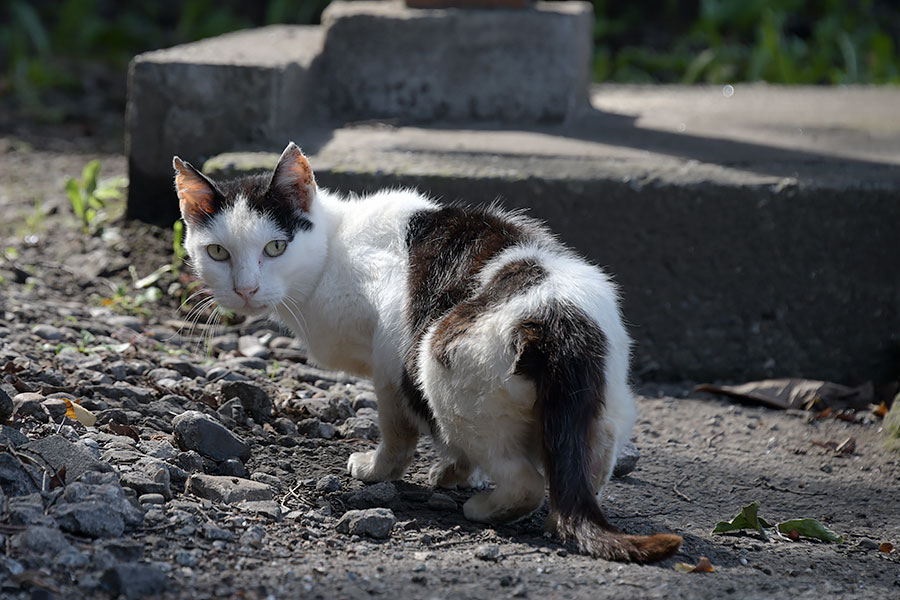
172,410,251,462
210,334,240,353
100,562,167,599
139,493,166,505
240,524,267,547
0,388,13,421
185,473,274,504
216,457,249,478
345,482,398,508
220,380,273,422
474,543,500,561
339,416,381,440
316,474,342,493
613,441,641,477
239,335,270,359
55,500,126,538
427,492,457,511
32,324,64,340
336,508,397,539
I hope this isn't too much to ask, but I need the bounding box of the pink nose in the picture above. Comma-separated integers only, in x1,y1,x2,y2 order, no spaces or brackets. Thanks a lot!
234,286,259,302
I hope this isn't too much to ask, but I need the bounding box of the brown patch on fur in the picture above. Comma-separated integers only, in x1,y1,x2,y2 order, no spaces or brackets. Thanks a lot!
402,205,535,423
431,258,546,367
173,157,216,225
271,142,316,213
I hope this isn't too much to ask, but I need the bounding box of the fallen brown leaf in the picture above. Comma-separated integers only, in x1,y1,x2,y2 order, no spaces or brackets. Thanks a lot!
674,556,715,573
108,423,140,442
880,542,893,554
873,402,889,418
49,465,66,490
836,437,856,455
787,530,800,541
695,379,873,411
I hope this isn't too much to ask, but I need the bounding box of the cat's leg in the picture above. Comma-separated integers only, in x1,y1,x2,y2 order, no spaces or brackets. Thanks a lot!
427,437,473,489
347,380,420,482
589,418,618,496
591,377,637,496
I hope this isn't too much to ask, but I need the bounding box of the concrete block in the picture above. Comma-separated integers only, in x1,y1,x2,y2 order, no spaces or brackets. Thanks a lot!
319,0,592,122
125,25,324,223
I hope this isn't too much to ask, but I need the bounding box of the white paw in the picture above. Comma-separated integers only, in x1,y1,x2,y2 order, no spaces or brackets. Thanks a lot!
462,493,494,523
347,450,379,482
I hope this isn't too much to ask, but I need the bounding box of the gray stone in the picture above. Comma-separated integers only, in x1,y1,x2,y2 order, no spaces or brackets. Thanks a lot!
316,474,342,494
220,380,273,422
160,358,205,379
12,392,50,422
339,416,380,440
350,392,378,412
613,441,641,478
100,562,167,599
215,457,249,478
250,471,282,490
474,543,500,561
41,397,68,420
224,356,267,371
138,493,166,505
217,397,248,426
7,494,53,526
335,508,396,539
185,473,274,504
273,417,298,436
172,410,251,462
55,500,126,537
345,481,397,509
98,539,144,562
121,458,172,499
238,335,269,359
209,334,239,353
174,550,199,567
147,367,182,382
175,450,205,474
108,315,143,332
296,418,336,439
320,1,591,122
298,396,353,423
202,523,235,541
11,526,71,557
238,500,283,521
0,388,13,421
21,434,114,481
239,524,267,547
427,492,457,511
61,482,145,528
32,324,64,340
0,424,29,447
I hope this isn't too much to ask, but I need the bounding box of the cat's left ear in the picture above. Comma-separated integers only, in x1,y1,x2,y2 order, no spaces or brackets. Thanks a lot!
270,142,316,213
173,157,217,225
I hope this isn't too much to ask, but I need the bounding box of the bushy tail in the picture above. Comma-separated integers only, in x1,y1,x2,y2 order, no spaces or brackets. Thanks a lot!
536,349,682,562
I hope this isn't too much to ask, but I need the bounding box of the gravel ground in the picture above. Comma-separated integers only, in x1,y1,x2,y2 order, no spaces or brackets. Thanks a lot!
1,138,899,599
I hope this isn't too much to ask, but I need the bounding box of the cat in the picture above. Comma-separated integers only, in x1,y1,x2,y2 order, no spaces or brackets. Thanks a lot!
173,142,682,562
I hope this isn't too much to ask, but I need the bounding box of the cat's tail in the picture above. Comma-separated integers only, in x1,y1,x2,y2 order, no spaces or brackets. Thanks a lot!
537,352,682,563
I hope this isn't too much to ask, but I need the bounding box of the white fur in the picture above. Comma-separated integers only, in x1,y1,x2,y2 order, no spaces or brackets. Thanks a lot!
185,179,636,522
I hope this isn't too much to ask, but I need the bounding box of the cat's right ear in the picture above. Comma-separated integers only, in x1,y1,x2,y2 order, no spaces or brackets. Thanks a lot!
173,157,216,225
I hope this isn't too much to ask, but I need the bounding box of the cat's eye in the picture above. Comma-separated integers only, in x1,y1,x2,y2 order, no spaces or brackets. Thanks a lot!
206,244,230,261
264,240,287,257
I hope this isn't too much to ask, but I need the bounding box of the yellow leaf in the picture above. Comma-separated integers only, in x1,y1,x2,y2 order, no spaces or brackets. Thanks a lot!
63,398,97,427
674,557,715,573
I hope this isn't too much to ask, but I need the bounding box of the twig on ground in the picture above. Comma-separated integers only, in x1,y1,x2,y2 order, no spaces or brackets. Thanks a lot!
673,475,693,502
706,431,725,449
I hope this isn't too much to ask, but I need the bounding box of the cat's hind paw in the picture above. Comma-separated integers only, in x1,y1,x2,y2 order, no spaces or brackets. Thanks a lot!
347,450,381,482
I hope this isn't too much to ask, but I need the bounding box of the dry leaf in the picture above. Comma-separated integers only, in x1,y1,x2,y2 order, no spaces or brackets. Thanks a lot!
108,422,140,442
880,542,893,554
674,556,715,573
786,530,800,541
49,465,67,490
836,437,856,455
63,398,97,427
873,402,889,418
695,379,873,411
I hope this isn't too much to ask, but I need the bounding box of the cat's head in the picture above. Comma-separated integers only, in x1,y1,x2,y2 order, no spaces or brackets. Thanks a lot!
173,142,327,315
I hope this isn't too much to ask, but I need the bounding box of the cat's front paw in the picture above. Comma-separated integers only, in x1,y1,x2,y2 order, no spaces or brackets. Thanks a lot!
427,461,472,489
347,450,381,482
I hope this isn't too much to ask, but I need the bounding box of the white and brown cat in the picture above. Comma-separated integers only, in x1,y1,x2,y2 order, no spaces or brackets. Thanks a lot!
173,142,682,562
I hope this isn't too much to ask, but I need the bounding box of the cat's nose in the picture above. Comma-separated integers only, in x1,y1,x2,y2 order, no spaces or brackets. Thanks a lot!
234,286,259,302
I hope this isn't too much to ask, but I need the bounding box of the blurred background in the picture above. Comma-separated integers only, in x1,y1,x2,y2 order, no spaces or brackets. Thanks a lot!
2,0,898,143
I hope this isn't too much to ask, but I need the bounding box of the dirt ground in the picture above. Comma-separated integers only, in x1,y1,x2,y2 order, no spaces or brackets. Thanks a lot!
1,137,898,599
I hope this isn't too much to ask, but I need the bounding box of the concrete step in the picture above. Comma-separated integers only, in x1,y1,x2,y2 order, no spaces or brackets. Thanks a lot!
200,85,900,384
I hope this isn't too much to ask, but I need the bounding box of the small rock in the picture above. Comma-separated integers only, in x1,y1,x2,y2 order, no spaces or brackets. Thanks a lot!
100,562,167,599
22,434,114,481
238,335,269,359
273,417,298,436
238,500,283,521
221,381,273,422
250,471,282,490
11,526,72,557
147,368,182,382
175,450,205,475
0,424,29,447
613,441,641,477
121,457,172,499
185,473,273,504
297,396,353,423
350,392,378,412
474,543,500,561
857,538,880,550
108,315,143,332
202,523,235,541
174,550,199,567
0,388,13,421
55,500,126,538
12,392,50,422
821,464,833,474
316,474,342,493
240,524,267,547
339,417,380,440
139,493,166,505
210,334,239,353
345,482,397,509
427,492,457,511
224,356,267,371
6,494,51,526
296,418,336,439
216,458,249,478
172,410,251,462
32,324,64,340
335,508,396,539
217,398,248,426
0,454,41,498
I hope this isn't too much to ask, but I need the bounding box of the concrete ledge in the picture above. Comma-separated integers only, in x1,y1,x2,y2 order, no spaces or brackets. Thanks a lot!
200,85,900,383
125,25,324,223
319,0,592,121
